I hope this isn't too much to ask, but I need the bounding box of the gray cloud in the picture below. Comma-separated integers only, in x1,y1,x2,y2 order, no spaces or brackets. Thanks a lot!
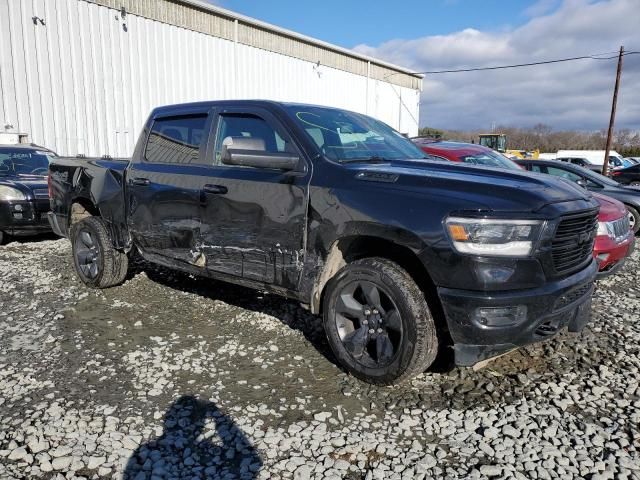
354,0,639,131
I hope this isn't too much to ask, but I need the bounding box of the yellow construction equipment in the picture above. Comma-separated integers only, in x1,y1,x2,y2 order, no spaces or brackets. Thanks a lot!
478,134,539,159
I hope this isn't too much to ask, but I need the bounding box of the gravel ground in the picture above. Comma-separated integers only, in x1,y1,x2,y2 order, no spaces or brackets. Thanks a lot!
1,237,639,480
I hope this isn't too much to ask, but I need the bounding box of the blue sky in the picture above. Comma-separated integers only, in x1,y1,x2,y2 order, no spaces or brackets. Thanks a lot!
215,0,551,50
211,0,637,131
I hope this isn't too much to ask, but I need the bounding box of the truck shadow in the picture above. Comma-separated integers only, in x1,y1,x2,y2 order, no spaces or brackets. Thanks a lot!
124,395,262,479
118,259,588,411
129,257,341,370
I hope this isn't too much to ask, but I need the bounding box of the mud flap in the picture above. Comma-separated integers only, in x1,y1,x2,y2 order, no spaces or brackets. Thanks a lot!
568,296,592,333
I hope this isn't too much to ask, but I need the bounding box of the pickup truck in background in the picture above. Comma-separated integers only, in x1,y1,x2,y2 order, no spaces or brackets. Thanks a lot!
48,100,599,385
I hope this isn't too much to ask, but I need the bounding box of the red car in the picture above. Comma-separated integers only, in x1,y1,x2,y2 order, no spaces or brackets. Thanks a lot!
413,140,634,278
412,140,522,170
592,192,635,277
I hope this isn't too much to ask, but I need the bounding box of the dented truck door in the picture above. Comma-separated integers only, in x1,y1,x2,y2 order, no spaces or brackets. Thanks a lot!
196,106,310,289
127,110,213,262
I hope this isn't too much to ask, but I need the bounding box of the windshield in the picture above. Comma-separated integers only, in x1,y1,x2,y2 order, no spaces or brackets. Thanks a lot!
0,148,55,176
285,106,427,162
458,150,521,170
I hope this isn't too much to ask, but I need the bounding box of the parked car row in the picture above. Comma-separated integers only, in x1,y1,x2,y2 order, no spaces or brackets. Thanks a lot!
2,102,636,385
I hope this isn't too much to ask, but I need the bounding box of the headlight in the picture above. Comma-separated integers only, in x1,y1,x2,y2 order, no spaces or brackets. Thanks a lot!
0,186,26,201
445,217,544,257
597,218,629,240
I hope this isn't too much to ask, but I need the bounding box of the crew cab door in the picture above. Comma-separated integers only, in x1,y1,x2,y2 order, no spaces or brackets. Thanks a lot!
197,107,311,290
126,110,213,262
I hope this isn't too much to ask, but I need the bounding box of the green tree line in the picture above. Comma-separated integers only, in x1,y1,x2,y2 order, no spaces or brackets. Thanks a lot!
418,124,640,157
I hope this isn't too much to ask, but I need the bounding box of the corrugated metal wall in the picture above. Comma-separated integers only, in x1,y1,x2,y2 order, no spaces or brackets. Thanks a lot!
0,0,422,157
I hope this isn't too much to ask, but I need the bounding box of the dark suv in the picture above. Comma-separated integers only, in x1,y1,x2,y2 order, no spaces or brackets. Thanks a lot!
0,144,56,244
48,101,599,384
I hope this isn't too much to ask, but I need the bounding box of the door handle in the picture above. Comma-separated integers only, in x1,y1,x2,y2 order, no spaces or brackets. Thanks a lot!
202,184,228,195
131,177,150,186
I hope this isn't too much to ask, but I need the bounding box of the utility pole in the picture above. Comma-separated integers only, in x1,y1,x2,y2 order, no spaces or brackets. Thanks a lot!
602,46,624,176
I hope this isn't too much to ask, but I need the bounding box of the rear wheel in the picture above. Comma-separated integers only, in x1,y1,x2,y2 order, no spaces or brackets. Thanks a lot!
626,205,640,234
323,257,438,385
70,216,128,288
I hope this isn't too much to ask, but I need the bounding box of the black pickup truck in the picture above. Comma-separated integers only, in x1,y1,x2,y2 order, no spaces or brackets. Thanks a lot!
48,100,599,385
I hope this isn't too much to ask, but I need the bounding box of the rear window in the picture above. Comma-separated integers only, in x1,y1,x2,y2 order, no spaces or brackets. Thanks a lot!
145,114,208,164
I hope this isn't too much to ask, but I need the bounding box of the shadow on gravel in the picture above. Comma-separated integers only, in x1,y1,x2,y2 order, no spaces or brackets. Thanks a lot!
124,395,262,479
129,256,341,370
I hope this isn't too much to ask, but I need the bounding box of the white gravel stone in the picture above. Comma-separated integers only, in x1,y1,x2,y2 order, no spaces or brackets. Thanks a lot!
51,456,72,471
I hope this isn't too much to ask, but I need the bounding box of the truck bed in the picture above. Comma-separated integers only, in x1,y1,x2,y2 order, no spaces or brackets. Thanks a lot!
48,156,131,245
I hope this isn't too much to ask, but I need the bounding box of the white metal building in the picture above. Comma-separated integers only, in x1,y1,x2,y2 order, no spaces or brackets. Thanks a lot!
0,0,423,157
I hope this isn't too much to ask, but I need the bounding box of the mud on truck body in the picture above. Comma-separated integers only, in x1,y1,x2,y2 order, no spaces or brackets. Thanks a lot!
48,100,599,385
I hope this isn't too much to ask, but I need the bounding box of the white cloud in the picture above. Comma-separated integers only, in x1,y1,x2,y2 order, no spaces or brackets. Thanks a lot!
524,0,562,17
354,0,639,131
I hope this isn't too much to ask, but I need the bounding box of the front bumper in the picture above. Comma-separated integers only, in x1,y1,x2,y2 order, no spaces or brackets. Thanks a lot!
438,259,598,366
594,233,635,279
0,200,51,236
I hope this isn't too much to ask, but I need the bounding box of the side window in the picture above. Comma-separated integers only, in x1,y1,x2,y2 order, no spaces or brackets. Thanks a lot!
214,113,292,165
145,114,208,164
530,164,544,173
546,166,582,182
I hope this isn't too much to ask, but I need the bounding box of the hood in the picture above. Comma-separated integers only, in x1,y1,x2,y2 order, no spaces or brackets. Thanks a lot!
348,159,594,213
593,192,626,222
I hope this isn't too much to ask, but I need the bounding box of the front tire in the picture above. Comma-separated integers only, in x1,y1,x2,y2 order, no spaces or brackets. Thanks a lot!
70,216,128,288
626,205,640,234
322,257,438,385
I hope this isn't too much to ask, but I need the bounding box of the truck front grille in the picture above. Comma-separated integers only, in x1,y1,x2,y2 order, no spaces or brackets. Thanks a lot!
551,211,598,275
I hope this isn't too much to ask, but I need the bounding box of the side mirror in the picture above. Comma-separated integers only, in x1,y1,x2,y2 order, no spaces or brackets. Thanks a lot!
575,178,588,188
221,136,299,171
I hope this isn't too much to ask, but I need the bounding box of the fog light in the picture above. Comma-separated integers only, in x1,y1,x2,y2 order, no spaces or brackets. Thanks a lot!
596,253,609,264
473,305,527,327
14,204,23,211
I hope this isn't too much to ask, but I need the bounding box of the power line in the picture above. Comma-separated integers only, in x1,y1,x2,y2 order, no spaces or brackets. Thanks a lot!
408,51,639,75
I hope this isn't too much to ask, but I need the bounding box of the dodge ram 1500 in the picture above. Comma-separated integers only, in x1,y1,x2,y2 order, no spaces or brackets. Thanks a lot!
48,100,599,385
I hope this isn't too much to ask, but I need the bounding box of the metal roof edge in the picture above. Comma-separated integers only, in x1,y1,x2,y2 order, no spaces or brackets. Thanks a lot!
176,0,423,80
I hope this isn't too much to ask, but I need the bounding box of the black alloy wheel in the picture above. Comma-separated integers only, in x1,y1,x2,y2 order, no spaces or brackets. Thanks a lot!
323,257,438,385
74,227,101,279
334,280,402,369
70,216,129,288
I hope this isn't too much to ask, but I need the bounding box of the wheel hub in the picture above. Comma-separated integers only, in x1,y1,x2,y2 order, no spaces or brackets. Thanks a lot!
363,307,385,335
333,280,402,368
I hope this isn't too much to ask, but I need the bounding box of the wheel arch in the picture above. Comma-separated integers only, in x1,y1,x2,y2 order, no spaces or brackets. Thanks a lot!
310,235,443,322
69,196,101,226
